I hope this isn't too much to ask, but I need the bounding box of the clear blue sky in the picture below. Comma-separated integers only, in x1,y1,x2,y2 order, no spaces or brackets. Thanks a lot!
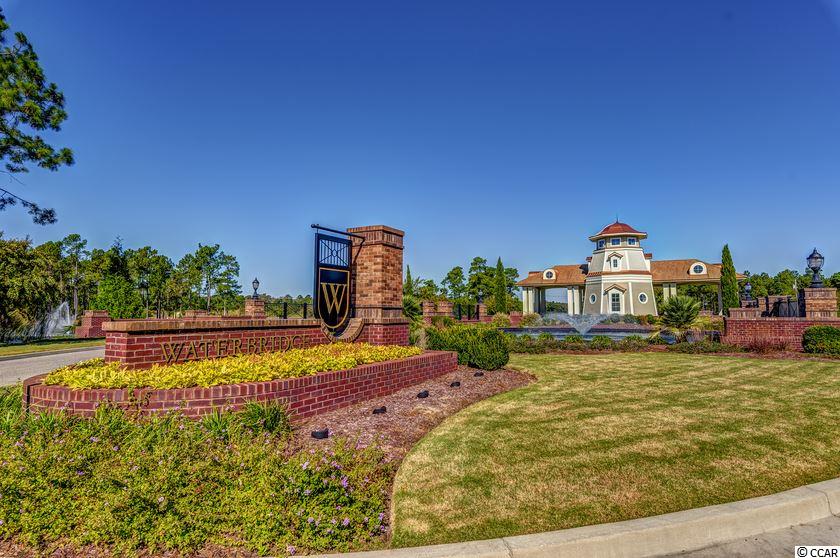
3,1,840,296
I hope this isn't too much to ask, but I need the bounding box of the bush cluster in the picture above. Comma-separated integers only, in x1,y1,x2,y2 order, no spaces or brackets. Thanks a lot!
0,388,392,556
45,343,422,390
505,334,654,354
426,325,509,370
803,326,840,355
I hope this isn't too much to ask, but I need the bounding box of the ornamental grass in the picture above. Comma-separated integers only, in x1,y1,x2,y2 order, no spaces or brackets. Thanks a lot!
44,343,422,390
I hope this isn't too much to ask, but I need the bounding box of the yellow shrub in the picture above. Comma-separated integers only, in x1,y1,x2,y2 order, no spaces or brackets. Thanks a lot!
44,343,423,390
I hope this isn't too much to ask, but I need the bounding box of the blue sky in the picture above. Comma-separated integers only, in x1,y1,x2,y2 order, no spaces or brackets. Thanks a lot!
3,1,840,296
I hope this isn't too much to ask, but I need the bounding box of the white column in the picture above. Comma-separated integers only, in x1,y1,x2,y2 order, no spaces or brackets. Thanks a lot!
566,288,575,315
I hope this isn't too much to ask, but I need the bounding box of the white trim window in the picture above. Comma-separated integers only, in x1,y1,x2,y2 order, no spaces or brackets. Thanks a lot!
589,293,597,304
691,263,706,275
611,257,620,269
611,237,621,246
627,237,637,246
610,292,621,313
597,239,606,249
639,292,648,303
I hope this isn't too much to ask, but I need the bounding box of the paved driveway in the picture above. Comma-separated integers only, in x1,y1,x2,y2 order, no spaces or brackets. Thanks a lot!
664,515,840,557
0,347,104,386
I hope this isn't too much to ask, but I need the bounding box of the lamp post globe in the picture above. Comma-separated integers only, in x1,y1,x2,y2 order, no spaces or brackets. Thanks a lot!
744,281,752,301
252,277,260,299
807,248,825,288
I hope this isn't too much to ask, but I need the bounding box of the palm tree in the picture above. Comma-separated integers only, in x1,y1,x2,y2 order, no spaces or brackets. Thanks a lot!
661,295,701,331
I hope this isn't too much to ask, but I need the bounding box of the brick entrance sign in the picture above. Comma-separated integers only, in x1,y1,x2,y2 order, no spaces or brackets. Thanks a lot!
724,287,840,350
100,224,410,369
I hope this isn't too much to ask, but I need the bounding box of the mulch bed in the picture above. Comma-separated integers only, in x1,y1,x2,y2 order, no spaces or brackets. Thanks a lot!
293,366,533,461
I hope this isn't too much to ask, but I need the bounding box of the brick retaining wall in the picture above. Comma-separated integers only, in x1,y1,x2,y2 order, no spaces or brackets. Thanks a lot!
723,317,840,351
24,350,457,419
75,310,110,338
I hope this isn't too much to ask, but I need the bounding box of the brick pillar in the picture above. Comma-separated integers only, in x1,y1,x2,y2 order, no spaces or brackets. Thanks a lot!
347,225,410,345
75,310,110,338
421,301,436,324
800,288,838,318
436,300,454,317
244,298,266,318
348,225,405,319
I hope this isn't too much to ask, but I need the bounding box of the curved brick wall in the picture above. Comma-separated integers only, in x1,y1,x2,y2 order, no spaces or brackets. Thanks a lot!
24,351,457,420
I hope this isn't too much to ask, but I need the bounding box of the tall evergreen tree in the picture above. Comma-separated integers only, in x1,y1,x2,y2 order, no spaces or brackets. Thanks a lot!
720,244,739,314
403,265,414,296
493,258,507,313
0,9,74,224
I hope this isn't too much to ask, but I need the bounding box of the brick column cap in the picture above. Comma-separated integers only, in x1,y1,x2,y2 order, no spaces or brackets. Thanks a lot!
347,224,404,236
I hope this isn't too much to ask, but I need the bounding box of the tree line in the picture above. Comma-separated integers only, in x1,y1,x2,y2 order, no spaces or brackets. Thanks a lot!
0,232,246,339
402,257,521,320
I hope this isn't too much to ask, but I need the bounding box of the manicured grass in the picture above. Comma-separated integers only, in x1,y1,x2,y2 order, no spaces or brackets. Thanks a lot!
391,353,840,547
0,338,104,357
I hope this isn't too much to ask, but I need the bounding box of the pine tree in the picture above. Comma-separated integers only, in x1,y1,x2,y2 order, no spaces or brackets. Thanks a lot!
720,244,740,315
493,257,507,314
0,9,74,224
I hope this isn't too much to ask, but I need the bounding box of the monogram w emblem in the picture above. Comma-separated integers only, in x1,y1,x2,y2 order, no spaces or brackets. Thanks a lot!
315,266,351,331
321,282,346,314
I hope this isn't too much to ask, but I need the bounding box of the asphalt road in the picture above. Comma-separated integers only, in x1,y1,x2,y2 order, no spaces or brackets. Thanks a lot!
664,515,840,557
0,347,104,386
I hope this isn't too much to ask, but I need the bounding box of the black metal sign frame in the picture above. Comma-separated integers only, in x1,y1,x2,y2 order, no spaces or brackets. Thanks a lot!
312,225,359,333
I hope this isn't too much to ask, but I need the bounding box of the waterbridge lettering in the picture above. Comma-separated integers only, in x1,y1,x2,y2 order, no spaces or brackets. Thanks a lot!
160,334,304,364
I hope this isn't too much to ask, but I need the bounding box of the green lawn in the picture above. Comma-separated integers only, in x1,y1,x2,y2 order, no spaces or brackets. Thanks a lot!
0,338,104,357
391,353,840,547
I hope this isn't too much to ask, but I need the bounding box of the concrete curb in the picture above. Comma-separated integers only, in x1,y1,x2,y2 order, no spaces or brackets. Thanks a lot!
0,345,105,362
311,478,840,558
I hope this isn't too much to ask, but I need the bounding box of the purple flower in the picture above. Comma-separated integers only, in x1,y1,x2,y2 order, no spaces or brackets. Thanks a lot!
340,477,349,489
76,471,85,476
90,437,99,442
378,512,385,521
303,489,311,496
331,518,337,525
307,517,315,524
286,545,296,555
157,496,165,504
301,460,310,470
342,518,350,527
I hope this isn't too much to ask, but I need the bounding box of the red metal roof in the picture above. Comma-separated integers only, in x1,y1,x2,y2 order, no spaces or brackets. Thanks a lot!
595,222,645,236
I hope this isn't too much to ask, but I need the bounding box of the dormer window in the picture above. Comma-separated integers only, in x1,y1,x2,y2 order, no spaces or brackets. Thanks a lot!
611,258,619,269
543,269,555,280
627,238,637,246
611,238,621,246
689,262,707,275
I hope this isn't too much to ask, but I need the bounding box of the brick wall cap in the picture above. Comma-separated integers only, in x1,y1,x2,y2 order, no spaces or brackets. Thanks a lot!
104,318,322,333
346,225,405,236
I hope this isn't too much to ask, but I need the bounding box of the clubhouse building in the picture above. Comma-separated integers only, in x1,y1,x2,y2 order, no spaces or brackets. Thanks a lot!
517,222,730,317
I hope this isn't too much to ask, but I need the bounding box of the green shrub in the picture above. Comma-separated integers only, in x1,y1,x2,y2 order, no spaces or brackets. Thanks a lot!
491,313,512,328
667,341,742,354
427,325,510,370
589,336,614,350
803,326,840,355
430,315,456,329
647,333,670,345
519,313,541,327
557,334,587,351
239,401,292,436
660,295,700,330
0,392,391,556
617,335,649,352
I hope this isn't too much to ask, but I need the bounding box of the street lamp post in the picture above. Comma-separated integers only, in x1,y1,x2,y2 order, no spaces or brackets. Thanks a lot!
139,277,149,319
252,277,260,299
807,248,825,288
